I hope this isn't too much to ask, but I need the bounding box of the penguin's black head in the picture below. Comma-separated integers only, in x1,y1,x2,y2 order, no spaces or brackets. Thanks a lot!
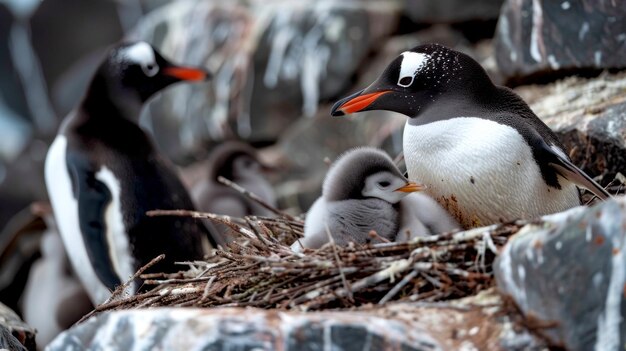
94,41,211,110
331,44,492,118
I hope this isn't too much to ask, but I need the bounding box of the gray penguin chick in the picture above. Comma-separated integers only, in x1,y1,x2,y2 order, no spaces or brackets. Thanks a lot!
292,147,440,251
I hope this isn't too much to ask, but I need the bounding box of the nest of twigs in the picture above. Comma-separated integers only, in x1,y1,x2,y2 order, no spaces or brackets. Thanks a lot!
81,206,524,322
79,173,626,322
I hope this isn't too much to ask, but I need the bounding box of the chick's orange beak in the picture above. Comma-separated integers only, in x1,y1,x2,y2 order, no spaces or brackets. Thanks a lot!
395,181,426,193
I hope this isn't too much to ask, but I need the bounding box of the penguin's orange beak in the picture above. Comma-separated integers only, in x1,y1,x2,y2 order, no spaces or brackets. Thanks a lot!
331,90,391,116
395,181,425,193
163,66,211,81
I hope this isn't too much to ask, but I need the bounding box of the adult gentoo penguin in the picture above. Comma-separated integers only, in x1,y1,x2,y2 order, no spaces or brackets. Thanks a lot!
331,44,610,228
44,41,217,304
190,141,277,244
291,147,459,251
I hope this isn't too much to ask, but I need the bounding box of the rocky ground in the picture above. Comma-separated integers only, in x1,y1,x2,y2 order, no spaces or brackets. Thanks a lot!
36,196,626,350
47,291,543,351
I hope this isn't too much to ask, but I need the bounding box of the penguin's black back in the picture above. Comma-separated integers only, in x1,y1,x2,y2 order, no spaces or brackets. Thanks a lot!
63,110,213,279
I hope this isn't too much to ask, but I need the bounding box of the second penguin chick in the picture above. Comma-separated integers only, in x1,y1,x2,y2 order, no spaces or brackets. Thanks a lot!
396,193,461,242
192,141,277,244
293,147,427,250
192,141,277,217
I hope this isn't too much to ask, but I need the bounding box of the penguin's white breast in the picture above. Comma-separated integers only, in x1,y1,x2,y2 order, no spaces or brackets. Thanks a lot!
95,166,135,289
403,117,579,227
44,136,135,304
45,136,110,304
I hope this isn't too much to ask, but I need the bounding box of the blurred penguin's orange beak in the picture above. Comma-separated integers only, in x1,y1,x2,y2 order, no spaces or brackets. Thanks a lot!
163,66,210,81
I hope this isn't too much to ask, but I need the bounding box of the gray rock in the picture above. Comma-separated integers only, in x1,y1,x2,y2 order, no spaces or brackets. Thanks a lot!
0,302,35,351
354,26,502,94
47,291,545,350
494,0,626,84
403,0,504,24
516,72,626,188
495,195,626,350
131,1,400,160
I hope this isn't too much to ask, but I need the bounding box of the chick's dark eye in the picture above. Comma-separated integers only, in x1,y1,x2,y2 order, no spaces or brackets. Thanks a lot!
378,181,391,188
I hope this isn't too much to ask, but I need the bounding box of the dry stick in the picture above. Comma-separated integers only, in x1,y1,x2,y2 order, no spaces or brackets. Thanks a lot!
112,254,166,301
253,217,287,244
303,258,413,308
77,254,166,323
368,230,391,243
254,216,304,229
324,222,354,302
286,275,346,307
217,176,296,220
147,209,257,240
136,291,168,309
245,217,273,246
144,276,214,285
378,269,419,305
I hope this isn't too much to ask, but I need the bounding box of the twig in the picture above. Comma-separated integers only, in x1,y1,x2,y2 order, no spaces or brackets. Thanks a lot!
325,222,354,302
218,176,296,220
147,209,258,239
378,269,418,305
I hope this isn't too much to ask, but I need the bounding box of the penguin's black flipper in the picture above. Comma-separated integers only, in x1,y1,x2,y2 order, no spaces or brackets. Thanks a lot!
67,153,122,291
542,145,611,200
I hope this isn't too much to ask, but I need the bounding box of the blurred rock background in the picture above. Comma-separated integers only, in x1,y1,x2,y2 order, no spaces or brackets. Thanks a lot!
0,0,624,336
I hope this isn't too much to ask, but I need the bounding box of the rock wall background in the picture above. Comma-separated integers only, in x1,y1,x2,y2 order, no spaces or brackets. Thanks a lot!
0,0,623,224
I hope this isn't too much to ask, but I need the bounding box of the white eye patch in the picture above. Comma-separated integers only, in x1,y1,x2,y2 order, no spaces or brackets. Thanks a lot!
121,42,159,77
397,51,429,88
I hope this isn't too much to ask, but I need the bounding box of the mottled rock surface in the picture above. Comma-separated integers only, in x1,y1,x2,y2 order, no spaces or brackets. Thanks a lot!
403,0,504,24
495,0,626,84
48,291,545,350
0,302,35,351
517,72,626,186
495,195,626,350
131,0,400,160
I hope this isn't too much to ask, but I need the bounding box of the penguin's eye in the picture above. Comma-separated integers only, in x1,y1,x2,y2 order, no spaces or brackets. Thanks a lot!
398,76,414,87
378,181,391,188
142,63,159,77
